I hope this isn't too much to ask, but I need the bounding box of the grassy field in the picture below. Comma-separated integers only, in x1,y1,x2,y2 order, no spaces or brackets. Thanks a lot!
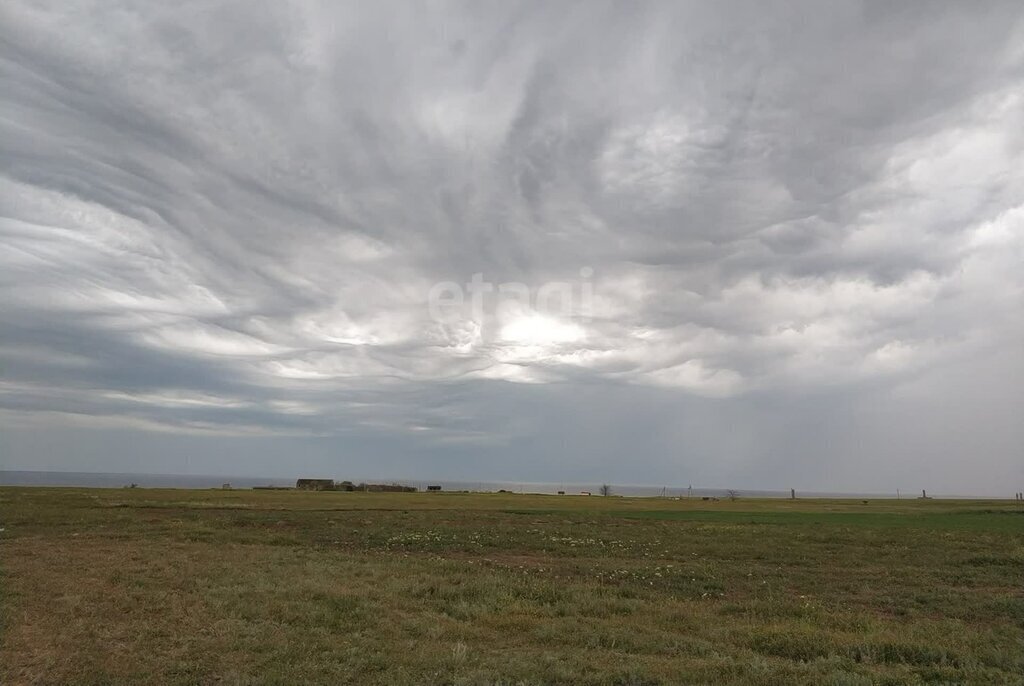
1,488,1022,685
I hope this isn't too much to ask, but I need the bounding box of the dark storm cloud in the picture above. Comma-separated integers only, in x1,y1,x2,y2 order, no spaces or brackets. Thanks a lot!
1,1,1022,491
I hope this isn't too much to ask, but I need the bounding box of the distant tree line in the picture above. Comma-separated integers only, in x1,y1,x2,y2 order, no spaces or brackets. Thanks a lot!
295,479,416,492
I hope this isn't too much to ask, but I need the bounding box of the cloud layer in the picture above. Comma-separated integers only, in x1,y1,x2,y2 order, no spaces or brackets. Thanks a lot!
2,2,1023,492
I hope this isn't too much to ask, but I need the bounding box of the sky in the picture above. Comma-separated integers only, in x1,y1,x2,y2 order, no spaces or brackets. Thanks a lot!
1,1,1022,495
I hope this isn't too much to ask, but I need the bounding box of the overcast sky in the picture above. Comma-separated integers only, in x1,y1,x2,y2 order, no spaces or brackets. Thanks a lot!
2,2,1022,494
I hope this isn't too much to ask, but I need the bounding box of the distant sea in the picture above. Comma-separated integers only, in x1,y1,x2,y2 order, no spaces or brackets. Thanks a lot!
0,470,952,499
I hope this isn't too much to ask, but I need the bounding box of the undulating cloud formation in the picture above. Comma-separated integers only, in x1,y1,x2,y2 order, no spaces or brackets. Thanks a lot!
2,2,1023,493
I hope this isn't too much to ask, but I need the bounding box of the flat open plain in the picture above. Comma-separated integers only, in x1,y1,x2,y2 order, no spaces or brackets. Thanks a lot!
1,488,1022,684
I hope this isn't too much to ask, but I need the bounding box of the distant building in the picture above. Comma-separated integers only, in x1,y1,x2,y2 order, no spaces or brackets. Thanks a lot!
296,478,335,491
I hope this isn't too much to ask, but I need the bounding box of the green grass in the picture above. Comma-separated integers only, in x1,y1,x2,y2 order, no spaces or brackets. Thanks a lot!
614,508,1024,532
1,488,1023,684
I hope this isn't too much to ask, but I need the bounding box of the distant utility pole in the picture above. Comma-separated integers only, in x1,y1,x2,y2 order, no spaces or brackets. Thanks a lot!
897,489,900,500
790,488,796,500
688,484,692,499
